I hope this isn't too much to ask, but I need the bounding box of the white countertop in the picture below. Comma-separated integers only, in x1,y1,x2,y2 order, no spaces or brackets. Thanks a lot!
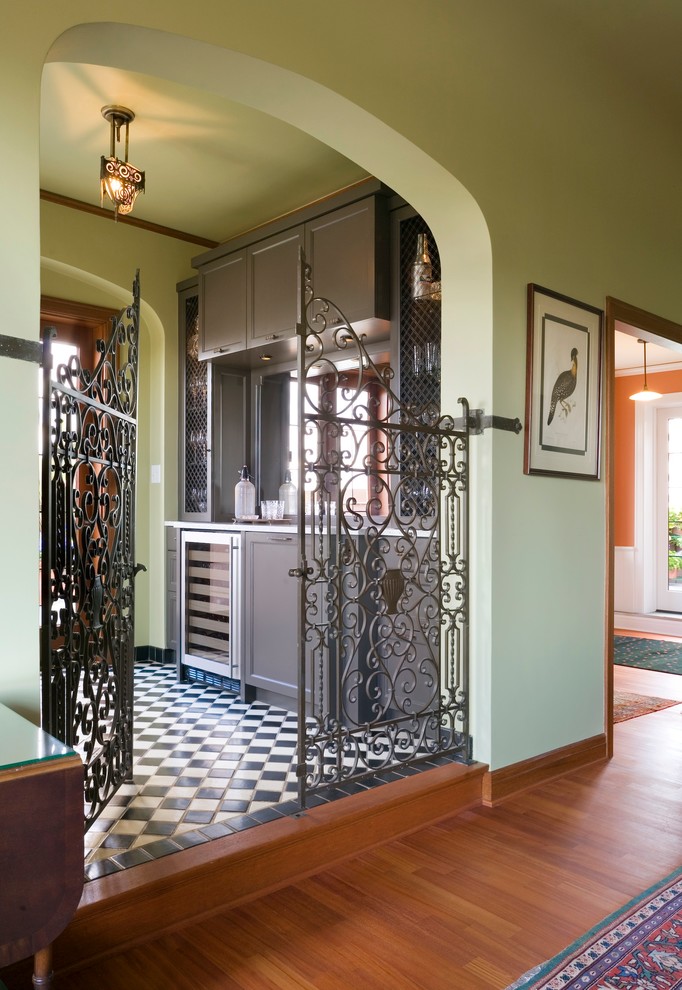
165,519,297,535
165,519,436,538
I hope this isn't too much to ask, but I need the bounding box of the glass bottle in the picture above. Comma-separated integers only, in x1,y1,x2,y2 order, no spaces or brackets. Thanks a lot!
278,469,297,516
412,233,433,300
234,465,256,518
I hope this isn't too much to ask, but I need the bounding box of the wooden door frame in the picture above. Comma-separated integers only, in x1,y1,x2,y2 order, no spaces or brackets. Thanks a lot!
604,297,682,757
40,295,119,370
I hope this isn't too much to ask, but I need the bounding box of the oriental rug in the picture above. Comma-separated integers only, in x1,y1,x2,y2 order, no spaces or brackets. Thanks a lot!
614,635,682,675
613,690,679,723
506,867,682,990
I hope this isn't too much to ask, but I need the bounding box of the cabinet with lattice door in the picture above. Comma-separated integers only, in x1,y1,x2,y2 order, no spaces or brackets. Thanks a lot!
179,281,212,521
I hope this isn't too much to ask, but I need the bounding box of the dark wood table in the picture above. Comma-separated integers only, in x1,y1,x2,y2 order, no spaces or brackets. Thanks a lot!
0,703,83,988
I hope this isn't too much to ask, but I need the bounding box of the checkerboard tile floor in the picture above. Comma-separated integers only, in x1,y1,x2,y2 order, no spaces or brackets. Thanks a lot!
84,662,301,881
83,662,463,882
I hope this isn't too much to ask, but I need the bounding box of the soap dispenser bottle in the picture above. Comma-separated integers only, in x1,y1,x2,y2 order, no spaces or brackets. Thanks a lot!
278,469,297,516
235,465,256,519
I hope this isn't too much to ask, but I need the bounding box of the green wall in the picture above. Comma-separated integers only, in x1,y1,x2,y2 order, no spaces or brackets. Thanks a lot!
2,2,681,770
40,202,198,652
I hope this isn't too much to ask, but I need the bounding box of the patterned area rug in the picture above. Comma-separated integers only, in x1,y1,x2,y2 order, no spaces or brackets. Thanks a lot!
614,635,682,675
506,867,682,989
614,690,679,722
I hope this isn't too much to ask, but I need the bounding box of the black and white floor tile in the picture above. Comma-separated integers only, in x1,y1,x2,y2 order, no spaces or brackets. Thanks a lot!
84,663,301,881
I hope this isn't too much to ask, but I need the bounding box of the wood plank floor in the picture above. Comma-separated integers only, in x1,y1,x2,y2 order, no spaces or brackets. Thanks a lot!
6,663,682,990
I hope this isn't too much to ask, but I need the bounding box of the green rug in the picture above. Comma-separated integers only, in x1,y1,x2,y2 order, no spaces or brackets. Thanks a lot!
614,635,682,675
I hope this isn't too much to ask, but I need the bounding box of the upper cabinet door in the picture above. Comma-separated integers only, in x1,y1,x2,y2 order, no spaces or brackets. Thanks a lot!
305,196,390,325
248,226,304,346
198,249,247,359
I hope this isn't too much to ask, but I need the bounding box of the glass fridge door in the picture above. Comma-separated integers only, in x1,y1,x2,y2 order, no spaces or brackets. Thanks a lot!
180,531,241,689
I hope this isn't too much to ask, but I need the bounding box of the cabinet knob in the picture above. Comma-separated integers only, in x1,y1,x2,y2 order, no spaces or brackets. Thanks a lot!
265,334,279,341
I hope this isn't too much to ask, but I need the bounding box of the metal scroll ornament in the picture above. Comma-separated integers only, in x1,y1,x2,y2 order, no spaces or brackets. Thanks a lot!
295,254,469,806
41,273,140,830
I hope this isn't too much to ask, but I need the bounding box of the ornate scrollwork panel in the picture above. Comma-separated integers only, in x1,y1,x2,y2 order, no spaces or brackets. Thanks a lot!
297,261,468,802
41,274,139,830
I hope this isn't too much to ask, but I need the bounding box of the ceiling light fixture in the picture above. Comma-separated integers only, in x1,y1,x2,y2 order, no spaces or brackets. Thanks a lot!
629,339,662,402
100,105,145,219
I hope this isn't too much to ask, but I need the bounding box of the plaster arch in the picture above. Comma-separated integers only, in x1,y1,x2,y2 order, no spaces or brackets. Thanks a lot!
43,20,494,761
40,258,164,344
45,21,493,399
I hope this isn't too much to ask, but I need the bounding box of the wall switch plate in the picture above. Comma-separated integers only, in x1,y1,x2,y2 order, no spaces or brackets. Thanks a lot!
151,464,161,484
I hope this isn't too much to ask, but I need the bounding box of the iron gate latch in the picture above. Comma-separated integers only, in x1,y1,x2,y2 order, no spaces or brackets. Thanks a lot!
458,409,523,435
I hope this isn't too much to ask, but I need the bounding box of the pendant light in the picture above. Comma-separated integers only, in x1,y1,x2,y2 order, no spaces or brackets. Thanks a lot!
100,105,145,219
629,339,661,401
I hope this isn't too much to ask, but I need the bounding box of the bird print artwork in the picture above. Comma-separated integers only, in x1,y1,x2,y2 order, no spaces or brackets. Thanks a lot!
547,347,578,425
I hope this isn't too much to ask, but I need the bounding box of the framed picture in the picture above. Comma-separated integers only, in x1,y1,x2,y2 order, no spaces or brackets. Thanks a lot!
524,284,603,479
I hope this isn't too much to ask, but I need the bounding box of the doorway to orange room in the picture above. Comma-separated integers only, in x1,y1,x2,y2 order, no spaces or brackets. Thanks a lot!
606,297,682,755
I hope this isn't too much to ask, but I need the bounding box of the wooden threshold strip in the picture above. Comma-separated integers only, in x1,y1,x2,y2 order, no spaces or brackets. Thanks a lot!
55,760,487,974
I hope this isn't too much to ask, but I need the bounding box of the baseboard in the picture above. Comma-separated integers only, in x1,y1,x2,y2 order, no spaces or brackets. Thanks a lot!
615,611,682,638
134,645,175,663
53,760,487,976
482,733,608,807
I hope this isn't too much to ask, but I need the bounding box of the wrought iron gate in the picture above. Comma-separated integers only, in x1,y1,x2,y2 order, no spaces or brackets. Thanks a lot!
40,273,141,829
295,257,469,807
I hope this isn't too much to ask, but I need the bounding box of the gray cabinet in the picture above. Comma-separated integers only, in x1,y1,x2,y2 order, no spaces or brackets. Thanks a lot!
179,284,212,521
212,367,249,520
178,283,250,524
198,249,247,358
248,225,303,346
166,526,179,656
244,531,300,702
193,187,391,362
305,196,389,324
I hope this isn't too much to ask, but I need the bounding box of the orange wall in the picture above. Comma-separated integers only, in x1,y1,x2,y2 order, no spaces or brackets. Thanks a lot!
614,368,682,546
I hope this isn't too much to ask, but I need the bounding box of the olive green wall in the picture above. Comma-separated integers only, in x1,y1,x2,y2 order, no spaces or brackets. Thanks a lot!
40,202,198,653
2,2,681,771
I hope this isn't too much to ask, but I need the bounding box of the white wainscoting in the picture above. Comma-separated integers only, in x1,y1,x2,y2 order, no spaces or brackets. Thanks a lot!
614,546,637,614
615,545,682,635
615,609,682,637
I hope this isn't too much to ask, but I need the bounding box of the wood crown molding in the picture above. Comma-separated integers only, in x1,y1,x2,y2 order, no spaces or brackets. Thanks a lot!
40,189,219,250
482,734,608,807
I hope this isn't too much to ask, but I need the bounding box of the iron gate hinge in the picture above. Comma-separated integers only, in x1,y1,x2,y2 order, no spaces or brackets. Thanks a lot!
0,334,44,365
456,408,523,436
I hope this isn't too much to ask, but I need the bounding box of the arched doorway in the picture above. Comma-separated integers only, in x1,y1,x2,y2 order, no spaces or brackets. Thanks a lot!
40,21,495,874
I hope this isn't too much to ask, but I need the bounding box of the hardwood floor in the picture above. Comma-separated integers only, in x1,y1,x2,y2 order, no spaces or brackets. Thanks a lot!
5,665,681,990
614,628,682,701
